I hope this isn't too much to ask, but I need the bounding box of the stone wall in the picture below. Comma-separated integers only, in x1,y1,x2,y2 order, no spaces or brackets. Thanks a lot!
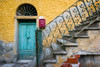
79,55,100,67
0,41,16,63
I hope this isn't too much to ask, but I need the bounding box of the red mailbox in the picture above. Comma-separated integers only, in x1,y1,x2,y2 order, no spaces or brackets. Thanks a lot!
39,19,46,29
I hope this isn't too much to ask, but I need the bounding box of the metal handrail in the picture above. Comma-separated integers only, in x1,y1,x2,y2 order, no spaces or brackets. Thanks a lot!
35,0,100,66
41,0,100,47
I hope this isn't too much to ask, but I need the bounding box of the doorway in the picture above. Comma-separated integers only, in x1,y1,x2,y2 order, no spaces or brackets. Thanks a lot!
19,19,36,60
15,4,38,60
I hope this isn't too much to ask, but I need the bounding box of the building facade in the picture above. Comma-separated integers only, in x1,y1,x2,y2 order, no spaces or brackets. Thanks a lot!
0,0,77,62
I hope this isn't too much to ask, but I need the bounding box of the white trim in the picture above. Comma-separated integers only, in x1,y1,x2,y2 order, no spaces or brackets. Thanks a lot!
14,19,19,60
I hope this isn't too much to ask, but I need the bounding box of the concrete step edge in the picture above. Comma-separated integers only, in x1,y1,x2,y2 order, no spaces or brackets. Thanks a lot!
74,35,89,38
44,59,57,63
57,39,67,44
53,51,67,55
63,43,78,47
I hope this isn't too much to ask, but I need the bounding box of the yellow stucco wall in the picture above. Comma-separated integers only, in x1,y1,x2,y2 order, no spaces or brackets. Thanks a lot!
0,0,78,43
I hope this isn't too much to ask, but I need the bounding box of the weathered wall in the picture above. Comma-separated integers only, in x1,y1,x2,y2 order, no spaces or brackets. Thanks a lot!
0,0,78,43
74,28,100,53
79,55,100,67
0,40,15,63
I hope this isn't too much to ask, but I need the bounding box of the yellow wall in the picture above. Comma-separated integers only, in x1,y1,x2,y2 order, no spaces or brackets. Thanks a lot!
0,0,78,43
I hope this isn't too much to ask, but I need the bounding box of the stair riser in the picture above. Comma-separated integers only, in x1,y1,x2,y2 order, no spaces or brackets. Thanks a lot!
69,30,88,36
89,22,100,28
62,37,76,43
45,64,53,67
51,44,62,51
57,39,67,45
63,45,78,47
57,40,65,45
45,48,54,59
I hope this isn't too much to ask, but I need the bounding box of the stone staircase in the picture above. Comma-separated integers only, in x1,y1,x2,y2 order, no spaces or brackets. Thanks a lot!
43,14,100,67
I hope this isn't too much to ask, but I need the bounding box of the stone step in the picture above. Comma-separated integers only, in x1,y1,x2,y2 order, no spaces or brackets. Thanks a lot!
45,64,53,67
86,27,100,30
44,47,53,59
69,29,88,36
0,64,15,67
69,29,81,32
62,36,76,43
75,50,100,55
63,43,78,47
44,59,57,64
74,35,89,38
17,60,32,64
51,43,62,51
62,35,73,41
70,27,100,32
57,39,67,44
53,51,67,55
63,35,89,38
62,35,73,38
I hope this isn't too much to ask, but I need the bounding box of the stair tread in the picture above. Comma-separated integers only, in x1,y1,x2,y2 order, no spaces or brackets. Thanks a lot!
62,35,72,37
17,60,32,64
57,39,67,44
44,59,57,63
69,29,80,32
63,42,78,47
63,35,89,38
53,51,67,55
86,27,100,30
74,35,89,38
96,17,100,21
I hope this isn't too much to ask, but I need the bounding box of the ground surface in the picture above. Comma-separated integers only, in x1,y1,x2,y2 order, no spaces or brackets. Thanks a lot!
0,63,30,67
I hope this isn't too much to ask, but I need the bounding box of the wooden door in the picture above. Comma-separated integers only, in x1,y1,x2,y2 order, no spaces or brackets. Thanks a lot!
19,20,36,60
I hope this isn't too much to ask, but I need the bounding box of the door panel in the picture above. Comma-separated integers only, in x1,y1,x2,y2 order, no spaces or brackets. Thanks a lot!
19,20,36,60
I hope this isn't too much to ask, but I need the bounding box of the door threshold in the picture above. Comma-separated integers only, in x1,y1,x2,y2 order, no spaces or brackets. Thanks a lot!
17,60,32,64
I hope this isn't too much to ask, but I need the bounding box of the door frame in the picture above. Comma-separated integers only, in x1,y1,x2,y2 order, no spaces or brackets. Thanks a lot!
14,16,38,60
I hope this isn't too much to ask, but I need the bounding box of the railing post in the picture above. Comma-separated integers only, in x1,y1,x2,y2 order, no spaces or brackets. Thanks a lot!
82,0,91,18
69,9,76,27
55,20,62,35
91,0,98,15
75,4,83,23
35,29,43,67
61,15,70,34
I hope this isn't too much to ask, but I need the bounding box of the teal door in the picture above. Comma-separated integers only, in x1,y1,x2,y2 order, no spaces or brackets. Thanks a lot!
19,20,36,60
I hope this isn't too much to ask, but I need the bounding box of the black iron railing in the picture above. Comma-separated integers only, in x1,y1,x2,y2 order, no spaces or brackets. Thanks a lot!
41,0,100,47
35,0,100,66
